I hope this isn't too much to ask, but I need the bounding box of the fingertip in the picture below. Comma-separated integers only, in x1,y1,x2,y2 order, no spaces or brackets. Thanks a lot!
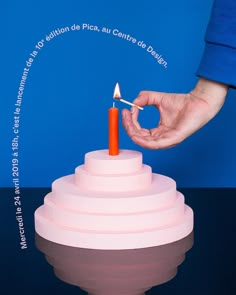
133,91,151,106
130,106,137,114
122,109,134,132
134,90,164,106
138,90,150,96
122,108,129,117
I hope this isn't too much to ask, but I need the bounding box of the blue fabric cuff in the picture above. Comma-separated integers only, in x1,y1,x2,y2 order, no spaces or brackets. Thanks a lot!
196,42,236,88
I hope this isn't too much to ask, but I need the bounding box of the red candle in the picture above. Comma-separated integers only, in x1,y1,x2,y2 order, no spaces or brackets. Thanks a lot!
109,103,119,156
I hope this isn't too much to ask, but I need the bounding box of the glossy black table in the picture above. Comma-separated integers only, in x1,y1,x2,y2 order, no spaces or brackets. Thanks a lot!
2,188,236,294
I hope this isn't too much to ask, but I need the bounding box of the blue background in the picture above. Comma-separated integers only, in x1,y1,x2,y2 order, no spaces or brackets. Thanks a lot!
2,0,236,187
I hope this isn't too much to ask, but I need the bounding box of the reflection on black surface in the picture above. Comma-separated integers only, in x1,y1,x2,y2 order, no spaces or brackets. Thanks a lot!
35,232,193,295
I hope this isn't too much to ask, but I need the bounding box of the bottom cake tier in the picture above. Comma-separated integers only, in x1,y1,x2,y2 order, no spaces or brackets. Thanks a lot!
35,204,193,249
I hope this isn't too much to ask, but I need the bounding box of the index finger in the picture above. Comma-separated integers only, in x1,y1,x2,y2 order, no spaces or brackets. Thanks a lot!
133,91,164,108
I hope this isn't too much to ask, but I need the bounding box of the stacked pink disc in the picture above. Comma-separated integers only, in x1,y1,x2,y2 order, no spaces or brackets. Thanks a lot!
35,149,193,249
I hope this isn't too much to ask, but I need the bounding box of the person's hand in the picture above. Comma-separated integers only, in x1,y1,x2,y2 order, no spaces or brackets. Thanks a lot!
122,78,228,149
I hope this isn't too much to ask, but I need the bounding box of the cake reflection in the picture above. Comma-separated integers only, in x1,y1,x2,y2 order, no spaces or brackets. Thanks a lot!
35,231,193,295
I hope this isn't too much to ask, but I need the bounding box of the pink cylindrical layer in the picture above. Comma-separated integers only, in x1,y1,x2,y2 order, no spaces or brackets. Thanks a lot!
75,165,152,192
43,192,184,231
34,205,193,249
84,150,143,175
52,174,177,214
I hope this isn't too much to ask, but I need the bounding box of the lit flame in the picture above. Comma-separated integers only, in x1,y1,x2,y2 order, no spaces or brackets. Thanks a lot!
113,82,122,99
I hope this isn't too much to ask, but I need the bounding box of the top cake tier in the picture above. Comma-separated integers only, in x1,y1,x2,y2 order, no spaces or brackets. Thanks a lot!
84,149,143,175
75,149,152,192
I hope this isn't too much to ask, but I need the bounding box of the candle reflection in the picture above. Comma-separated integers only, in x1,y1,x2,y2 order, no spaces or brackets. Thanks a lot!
35,231,193,295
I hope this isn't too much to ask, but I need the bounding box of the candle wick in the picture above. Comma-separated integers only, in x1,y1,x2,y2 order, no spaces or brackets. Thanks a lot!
113,102,115,108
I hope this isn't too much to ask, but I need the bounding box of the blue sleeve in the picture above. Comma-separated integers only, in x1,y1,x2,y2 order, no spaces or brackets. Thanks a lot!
196,0,236,87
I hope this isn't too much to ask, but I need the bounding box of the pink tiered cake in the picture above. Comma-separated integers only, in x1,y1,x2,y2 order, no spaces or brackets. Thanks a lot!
34,149,193,249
